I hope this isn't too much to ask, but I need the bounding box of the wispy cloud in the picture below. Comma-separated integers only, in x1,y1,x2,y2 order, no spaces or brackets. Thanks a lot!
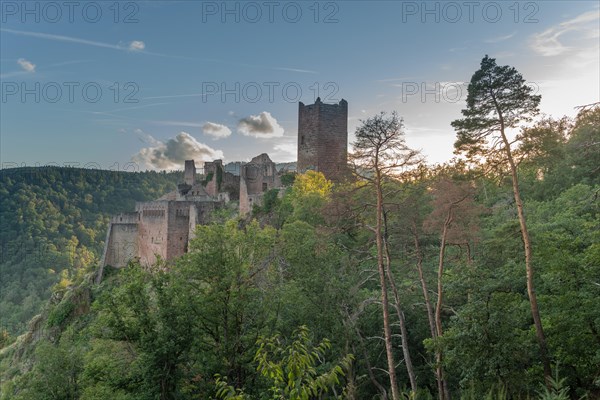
152,120,206,128
273,67,318,74
0,28,187,58
0,70,30,79
141,93,214,100
530,10,599,56
2,28,130,50
92,103,169,114
132,128,161,146
375,77,415,83
271,139,297,162
485,31,517,43
238,62,318,74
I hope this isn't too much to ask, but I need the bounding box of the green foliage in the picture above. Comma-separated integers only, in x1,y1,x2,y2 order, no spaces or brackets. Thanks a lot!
280,172,296,187
536,367,571,400
202,171,215,186
9,329,84,400
216,165,224,190
254,326,353,400
0,167,179,334
46,297,76,328
286,171,333,226
90,264,197,399
452,55,541,161
216,326,353,400
261,188,281,213
0,329,11,349
2,109,600,400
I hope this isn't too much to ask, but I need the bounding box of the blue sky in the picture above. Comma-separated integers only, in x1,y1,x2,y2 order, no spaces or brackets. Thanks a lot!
1,1,598,171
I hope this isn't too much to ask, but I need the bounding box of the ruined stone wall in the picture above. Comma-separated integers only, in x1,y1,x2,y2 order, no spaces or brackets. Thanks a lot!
244,154,281,195
223,171,240,200
239,153,282,215
136,201,169,266
239,174,250,215
166,202,191,260
204,160,221,197
297,98,348,180
195,201,217,225
101,212,139,268
184,160,196,186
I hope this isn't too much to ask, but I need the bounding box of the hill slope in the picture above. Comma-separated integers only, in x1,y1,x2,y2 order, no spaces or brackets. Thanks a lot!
0,167,181,334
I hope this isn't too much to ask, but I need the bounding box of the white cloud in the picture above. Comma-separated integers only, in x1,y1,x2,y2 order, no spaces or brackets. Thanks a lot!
17,58,35,72
530,10,599,56
202,122,232,139
128,40,145,52
132,131,224,171
237,111,284,138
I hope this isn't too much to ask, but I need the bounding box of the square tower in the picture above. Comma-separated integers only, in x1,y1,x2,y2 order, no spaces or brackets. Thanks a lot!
184,160,196,186
297,98,348,181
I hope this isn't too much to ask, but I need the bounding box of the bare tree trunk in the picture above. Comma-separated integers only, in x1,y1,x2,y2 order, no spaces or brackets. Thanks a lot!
435,211,452,400
375,168,400,400
498,121,552,384
351,324,389,400
383,211,417,393
411,222,444,397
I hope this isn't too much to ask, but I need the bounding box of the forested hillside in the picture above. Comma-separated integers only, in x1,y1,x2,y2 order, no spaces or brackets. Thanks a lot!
0,167,181,334
1,54,599,399
0,106,598,400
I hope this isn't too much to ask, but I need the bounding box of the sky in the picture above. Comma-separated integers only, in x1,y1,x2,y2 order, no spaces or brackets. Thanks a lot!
1,0,599,171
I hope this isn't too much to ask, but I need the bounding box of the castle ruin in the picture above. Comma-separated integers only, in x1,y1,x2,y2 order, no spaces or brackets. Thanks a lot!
97,159,227,281
239,153,281,215
99,99,348,274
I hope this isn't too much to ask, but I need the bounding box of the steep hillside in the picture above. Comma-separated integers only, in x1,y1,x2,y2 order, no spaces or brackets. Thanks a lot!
0,167,181,335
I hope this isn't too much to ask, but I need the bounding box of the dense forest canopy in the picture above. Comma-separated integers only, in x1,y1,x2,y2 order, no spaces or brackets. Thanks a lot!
0,168,181,334
0,59,598,399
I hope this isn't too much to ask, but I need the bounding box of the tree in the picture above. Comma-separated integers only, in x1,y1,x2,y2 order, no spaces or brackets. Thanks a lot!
351,112,421,399
91,263,198,400
178,220,278,393
566,107,600,186
288,170,333,226
216,326,353,400
451,55,552,383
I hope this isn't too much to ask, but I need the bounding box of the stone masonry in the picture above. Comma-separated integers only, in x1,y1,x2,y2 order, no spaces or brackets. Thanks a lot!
98,160,223,281
297,97,348,181
99,99,349,279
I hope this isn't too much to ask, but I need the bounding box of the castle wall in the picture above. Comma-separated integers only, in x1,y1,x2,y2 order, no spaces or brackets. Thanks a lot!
239,174,250,215
166,202,191,260
101,212,139,268
136,201,169,266
297,98,348,180
189,204,198,242
222,171,240,200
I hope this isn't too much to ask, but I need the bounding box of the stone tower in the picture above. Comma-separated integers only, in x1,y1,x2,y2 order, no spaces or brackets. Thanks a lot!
184,160,196,186
297,97,348,180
